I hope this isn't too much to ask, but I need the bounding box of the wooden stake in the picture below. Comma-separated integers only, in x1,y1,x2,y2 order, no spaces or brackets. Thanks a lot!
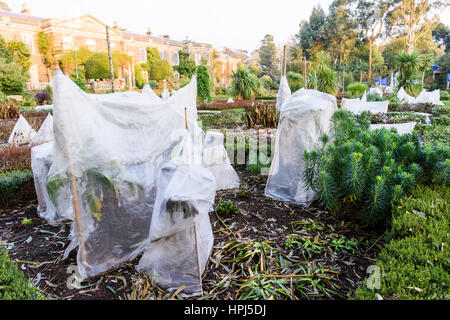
53,68,88,267
282,45,287,77
185,107,189,130
106,26,115,93
304,58,307,89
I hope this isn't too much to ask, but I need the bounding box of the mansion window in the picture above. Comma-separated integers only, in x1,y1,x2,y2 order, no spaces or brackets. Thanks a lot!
62,36,74,49
173,53,179,65
85,38,96,49
139,48,146,63
21,33,34,53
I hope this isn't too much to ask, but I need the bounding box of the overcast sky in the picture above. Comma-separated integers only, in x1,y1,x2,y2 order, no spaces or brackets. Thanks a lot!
5,0,450,53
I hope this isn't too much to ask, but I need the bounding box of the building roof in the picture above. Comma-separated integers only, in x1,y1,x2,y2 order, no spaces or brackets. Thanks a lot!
0,9,44,21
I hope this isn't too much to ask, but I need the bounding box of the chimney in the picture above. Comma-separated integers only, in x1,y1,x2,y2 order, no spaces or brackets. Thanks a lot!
113,21,119,30
162,35,170,39
146,27,152,36
21,3,30,15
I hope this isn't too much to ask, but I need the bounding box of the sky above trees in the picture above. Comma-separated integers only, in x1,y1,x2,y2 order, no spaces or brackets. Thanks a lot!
4,0,450,53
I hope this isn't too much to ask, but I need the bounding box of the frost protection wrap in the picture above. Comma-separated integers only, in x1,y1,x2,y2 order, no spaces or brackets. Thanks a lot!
31,141,61,224
8,115,36,147
30,113,54,146
265,89,338,206
341,99,389,115
276,75,292,112
138,132,216,297
48,70,205,280
203,131,240,191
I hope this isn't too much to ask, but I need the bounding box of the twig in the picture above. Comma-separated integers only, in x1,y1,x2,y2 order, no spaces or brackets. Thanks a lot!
215,212,236,237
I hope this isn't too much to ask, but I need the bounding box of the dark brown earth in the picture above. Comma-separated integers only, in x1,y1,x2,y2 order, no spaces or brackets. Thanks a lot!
0,166,382,300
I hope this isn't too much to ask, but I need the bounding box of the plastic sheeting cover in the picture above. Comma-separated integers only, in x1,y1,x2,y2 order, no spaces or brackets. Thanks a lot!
370,122,417,135
137,131,216,297
8,115,36,146
48,70,208,280
341,100,389,115
416,89,444,106
31,141,61,224
227,97,235,104
369,87,383,97
203,131,240,191
142,84,164,104
30,113,54,146
265,89,338,206
162,88,170,101
276,75,292,112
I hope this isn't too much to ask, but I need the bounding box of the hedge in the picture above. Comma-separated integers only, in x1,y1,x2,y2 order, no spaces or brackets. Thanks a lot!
355,184,450,300
0,249,42,300
0,170,34,207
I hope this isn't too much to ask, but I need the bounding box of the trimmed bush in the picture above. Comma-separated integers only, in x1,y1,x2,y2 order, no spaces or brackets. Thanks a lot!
197,65,211,103
0,170,34,207
0,249,42,300
355,185,449,300
0,58,29,95
85,52,118,80
149,59,174,81
347,82,368,97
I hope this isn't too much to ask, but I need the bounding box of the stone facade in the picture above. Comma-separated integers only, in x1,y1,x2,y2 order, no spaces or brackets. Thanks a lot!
0,5,213,88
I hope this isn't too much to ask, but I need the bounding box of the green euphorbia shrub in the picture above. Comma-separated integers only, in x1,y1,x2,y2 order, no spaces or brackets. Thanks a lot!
303,110,449,226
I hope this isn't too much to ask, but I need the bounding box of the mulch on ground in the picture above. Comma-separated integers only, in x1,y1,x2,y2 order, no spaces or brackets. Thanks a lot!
0,166,382,300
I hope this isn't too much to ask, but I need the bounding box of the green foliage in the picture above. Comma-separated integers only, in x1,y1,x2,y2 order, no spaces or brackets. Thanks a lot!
146,47,160,69
347,82,368,97
0,249,42,300
259,34,278,77
0,58,29,95
231,67,261,100
197,65,211,103
215,200,239,215
286,72,304,93
303,110,450,226
85,52,118,80
355,185,450,300
6,40,32,71
395,50,423,96
36,32,57,69
150,59,174,81
174,51,196,78
0,170,33,207
134,63,145,89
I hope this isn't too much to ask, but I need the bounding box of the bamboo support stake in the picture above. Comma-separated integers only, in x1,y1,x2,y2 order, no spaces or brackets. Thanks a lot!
304,58,307,89
53,68,88,267
282,45,287,77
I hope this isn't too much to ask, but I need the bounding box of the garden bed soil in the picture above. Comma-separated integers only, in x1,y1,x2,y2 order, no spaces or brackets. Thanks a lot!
0,166,381,300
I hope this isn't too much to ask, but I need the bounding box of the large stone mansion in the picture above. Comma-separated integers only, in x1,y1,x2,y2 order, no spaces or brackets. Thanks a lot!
0,3,213,89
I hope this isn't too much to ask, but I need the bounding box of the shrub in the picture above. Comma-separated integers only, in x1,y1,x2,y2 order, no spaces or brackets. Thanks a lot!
0,146,32,173
232,67,261,100
34,90,51,105
367,93,383,102
0,170,34,207
0,100,19,119
197,65,211,103
173,51,196,78
347,83,368,97
303,110,450,226
440,90,449,100
72,78,86,91
215,200,239,215
0,58,29,95
0,249,42,300
134,63,145,89
85,52,118,80
287,72,304,93
355,185,449,300
149,59,174,81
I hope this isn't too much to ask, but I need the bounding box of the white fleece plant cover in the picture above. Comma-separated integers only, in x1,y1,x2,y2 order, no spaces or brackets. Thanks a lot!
142,84,164,104
369,87,383,97
361,91,367,102
416,89,444,106
203,131,240,190
35,104,53,111
227,97,235,104
47,70,213,282
341,100,389,115
397,87,417,104
162,88,170,100
265,89,338,206
370,122,417,135
276,75,292,112
137,130,216,297
8,115,36,147
31,141,61,224
30,113,54,146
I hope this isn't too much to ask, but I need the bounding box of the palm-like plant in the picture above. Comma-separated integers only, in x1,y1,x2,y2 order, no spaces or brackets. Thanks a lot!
395,50,422,97
231,67,261,100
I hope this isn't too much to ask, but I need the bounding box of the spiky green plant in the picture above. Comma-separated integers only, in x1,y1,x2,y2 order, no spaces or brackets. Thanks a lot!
303,110,450,225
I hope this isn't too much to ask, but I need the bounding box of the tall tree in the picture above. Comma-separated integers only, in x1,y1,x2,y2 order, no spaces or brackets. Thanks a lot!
351,0,395,84
296,5,327,59
259,34,278,77
325,0,358,68
432,21,450,52
390,0,448,53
